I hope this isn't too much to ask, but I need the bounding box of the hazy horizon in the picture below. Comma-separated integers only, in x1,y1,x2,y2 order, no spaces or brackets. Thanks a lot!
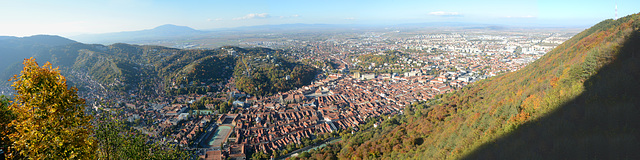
1,0,638,37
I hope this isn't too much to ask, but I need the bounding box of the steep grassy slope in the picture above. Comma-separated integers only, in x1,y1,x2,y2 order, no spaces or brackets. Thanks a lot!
462,26,640,159
324,14,640,160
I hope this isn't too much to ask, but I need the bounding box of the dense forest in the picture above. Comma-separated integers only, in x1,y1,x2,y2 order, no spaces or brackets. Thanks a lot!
0,40,318,97
305,13,640,159
234,56,319,96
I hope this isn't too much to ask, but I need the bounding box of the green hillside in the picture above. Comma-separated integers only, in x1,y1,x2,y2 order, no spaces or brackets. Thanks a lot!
307,14,640,159
154,46,318,96
234,56,319,96
0,40,318,96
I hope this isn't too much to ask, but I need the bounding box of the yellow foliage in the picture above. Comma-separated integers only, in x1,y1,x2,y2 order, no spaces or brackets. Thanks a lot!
7,57,95,159
550,77,559,88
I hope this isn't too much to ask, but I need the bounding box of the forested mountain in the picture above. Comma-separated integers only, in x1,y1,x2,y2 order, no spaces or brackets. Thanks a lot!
304,14,640,159
0,35,77,73
0,37,318,97
0,40,175,92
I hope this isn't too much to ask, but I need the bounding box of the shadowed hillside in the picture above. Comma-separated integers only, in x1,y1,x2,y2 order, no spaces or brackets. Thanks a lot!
462,22,640,160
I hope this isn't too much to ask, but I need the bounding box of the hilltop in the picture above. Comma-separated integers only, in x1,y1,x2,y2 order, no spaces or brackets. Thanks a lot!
0,35,77,71
305,14,640,159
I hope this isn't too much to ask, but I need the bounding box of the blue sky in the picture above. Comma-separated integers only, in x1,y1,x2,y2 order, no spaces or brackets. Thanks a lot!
1,0,638,37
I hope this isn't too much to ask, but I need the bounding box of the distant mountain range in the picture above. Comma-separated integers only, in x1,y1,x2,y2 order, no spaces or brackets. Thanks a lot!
71,23,373,44
70,24,206,44
69,22,527,45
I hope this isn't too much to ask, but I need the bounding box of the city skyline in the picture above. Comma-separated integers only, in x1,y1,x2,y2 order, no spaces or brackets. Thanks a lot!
1,0,638,37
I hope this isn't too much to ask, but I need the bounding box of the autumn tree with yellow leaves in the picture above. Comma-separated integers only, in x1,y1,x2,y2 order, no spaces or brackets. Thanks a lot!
6,58,95,159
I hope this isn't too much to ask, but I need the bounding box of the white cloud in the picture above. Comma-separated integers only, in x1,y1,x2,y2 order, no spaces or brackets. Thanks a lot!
208,18,224,21
280,14,301,19
233,13,270,20
344,17,356,20
428,11,462,16
504,15,536,18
